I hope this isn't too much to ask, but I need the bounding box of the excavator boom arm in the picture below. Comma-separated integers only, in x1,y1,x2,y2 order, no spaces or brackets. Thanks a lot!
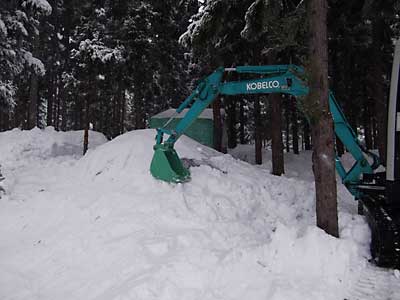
151,65,378,196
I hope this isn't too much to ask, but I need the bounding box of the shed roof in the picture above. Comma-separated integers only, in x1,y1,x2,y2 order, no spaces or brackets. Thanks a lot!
151,108,224,120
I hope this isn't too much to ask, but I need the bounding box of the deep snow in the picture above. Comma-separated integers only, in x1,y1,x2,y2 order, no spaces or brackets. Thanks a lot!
0,127,396,300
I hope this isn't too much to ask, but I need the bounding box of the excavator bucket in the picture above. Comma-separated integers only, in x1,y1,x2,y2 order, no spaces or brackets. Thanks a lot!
150,144,190,183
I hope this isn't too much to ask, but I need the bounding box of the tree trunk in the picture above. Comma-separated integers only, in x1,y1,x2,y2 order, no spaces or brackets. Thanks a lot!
330,41,344,158
239,98,246,144
134,85,145,129
254,96,262,164
114,87,121,137
227,96,237,149
303,118,311,150
308,0,339,237
336,137,344,157
363,97,373,149
47,73,55,127
112,94,118,137
213,98,223,152
271,94,284,175
28,27,40,129
370,17,387,162
28,73,39,129
61,80,67,131
83,97,90,155
372,116,378,149
74,101,83,130
291,96,299,154
285,98,290,152
120,88,126,134
56,88,61,130
53,86,59,129
48,0,61,128
0,111,9,131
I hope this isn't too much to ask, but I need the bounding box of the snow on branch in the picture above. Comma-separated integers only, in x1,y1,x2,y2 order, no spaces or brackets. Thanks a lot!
0,81,17,109
240,1,258,40
178,1,220,48
179,10,208,47
0,18,7,36
10,13,29,36
22,0,52,16
22,50,45,75
75,39,125,64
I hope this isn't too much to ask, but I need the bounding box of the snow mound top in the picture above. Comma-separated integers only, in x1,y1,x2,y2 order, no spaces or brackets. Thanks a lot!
77,129,219,183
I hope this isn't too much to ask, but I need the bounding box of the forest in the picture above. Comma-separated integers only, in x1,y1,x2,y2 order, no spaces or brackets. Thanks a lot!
1,0,398,154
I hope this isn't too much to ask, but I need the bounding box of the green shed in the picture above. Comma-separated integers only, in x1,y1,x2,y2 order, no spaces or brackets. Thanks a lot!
149,108,226,149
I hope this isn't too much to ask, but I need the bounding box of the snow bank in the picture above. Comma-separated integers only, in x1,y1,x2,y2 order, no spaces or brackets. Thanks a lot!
0,126,107,165
0,128,371,300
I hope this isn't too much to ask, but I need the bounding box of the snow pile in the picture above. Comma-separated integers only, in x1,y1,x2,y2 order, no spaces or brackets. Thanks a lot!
0,128,372,300
0,126,106,166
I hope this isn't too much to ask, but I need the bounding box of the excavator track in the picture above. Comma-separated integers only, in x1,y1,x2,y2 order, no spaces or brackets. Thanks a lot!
361,195,400,269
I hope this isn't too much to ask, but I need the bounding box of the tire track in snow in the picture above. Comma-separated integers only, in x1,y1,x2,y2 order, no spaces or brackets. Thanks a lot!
347,264,400,300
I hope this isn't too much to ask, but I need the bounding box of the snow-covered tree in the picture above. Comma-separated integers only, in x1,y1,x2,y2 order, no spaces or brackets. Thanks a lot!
68,3,125,145
0,0,51,129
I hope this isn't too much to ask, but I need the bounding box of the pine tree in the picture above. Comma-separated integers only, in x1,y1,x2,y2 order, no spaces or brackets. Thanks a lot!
0,0,51,130
68,2,125,148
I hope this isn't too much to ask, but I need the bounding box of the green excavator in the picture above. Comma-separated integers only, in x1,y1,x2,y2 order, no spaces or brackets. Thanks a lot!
150,40,400,269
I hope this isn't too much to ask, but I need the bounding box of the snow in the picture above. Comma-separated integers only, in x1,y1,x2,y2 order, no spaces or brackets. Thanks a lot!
240,0,257,39
0,127,391,300
179,2,211,47
12,18,28,37
75,39,125,64
23,0,52,15
0,81,16,108
0,18,7,36
23,50,46,75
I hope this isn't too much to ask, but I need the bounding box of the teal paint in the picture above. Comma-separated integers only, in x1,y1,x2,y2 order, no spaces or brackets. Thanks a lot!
149,117,215,148
151,65,379,195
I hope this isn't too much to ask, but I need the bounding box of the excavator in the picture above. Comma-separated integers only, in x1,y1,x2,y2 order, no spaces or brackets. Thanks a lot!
150,40,400,269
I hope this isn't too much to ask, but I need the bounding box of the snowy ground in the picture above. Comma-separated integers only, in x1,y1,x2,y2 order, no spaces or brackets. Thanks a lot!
0,127,398,300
